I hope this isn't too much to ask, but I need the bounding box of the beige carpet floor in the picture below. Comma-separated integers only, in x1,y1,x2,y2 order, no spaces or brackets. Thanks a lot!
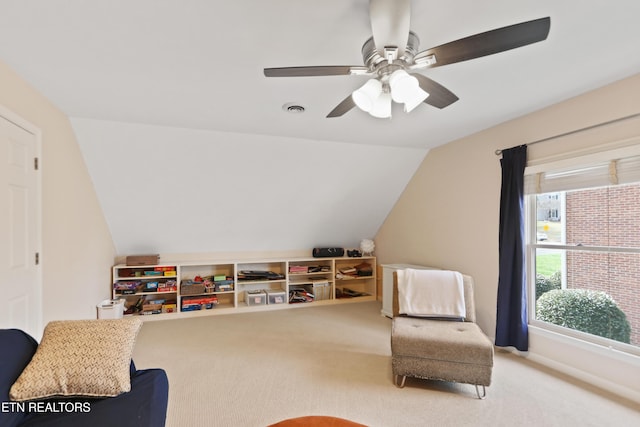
132,301,640,427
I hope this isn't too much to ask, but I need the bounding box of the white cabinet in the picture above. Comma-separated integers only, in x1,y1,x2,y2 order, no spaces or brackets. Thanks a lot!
380,264,433,318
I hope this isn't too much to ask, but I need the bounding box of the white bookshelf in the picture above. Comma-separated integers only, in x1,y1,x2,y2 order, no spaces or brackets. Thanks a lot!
112,256,376,321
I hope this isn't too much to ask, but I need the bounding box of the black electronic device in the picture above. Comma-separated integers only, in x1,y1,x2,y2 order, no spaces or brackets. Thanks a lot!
312,247,345,258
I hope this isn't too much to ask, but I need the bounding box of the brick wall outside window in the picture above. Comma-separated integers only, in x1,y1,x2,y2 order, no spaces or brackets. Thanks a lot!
565,184,640,345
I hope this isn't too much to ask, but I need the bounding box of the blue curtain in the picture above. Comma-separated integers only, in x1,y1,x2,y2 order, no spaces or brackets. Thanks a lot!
495,145,528,351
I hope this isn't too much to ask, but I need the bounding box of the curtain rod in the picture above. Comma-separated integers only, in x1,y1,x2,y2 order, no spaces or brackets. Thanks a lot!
494,112,640,156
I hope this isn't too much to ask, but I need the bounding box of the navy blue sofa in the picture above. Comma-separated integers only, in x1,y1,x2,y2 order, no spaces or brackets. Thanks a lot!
0,329,169,427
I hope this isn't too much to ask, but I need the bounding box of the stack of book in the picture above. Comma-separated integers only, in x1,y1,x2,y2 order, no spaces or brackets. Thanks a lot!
238,270,285,281
181,295,218,311
114,281,142,294
289,265,309,274
336,262,373,279
142,300,164,315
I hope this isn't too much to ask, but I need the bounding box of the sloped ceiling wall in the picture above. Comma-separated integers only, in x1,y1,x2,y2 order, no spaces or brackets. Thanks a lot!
71,118,428,255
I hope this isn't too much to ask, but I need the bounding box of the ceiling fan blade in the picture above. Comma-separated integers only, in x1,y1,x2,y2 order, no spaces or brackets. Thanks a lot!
326,94,356,118
264,66,368,77
369,0,410,57
413,74,459,109
413,17,551,68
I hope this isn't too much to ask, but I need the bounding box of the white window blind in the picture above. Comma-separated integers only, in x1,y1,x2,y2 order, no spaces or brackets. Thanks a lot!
524,149,640,194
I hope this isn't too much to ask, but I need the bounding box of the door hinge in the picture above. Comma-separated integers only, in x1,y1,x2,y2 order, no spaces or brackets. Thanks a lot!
34,157,39,170
35,252,40,265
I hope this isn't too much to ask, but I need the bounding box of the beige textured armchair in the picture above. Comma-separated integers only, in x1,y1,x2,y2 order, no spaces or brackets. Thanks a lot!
391,270,494,398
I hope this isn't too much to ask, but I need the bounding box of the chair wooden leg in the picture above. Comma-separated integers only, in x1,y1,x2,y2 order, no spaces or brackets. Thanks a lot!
475,384,486,399
394,375,406,388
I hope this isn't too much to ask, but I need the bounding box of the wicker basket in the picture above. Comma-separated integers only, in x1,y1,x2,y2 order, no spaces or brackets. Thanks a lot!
180,281,206,295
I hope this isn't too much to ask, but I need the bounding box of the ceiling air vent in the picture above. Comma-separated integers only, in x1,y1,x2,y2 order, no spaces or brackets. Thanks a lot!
282,103,305,114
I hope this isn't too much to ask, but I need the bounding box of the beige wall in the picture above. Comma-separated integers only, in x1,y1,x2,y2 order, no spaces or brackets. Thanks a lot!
0,61,116,327
375,72,640,401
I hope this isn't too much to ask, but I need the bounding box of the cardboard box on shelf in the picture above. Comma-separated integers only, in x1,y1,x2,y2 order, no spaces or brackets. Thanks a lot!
126,254,159,266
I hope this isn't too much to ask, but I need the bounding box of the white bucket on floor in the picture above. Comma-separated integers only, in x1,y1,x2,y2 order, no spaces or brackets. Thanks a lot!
97,299,125,319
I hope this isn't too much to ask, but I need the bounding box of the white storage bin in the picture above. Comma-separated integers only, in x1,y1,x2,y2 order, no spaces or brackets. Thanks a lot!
266,289,286,305
97,299,125,319
245,290,267,306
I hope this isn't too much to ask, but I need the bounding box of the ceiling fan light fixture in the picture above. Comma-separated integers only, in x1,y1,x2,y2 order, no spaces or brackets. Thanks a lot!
388,69,419,103
369,92,392,119
413,53,436,66
352,79,382,112
403,87,429,113
265,11,551,119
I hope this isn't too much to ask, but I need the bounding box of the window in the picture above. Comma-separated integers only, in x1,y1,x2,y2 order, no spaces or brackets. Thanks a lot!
525,147,640,355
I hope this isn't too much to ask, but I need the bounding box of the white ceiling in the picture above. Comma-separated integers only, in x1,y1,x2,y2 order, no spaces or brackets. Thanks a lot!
1,0,639,149
2,1,640,256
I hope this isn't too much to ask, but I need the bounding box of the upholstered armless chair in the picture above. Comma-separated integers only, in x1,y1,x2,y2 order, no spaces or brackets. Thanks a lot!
391,270,494,398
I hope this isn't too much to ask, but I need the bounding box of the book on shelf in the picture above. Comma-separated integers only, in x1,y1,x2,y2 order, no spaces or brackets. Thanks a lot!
238,270,285,280
289,265,309,274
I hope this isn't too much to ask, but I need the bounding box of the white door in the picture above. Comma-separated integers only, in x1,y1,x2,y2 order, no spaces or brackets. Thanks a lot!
0,113,41,339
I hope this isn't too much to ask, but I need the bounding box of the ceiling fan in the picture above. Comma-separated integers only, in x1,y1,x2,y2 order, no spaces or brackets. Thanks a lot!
264,0,550,119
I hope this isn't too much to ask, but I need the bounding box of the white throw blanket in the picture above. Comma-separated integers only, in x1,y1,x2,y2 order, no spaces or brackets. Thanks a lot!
397,269,466,319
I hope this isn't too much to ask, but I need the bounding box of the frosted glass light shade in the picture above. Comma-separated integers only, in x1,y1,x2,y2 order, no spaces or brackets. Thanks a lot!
389,69,419,103
369,92,392,118
353,72,428,118
403,87,429,112
352,79,383,113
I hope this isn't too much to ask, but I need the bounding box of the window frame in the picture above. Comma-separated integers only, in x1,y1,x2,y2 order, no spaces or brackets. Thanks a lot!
525,145,640,358
526,212,640,356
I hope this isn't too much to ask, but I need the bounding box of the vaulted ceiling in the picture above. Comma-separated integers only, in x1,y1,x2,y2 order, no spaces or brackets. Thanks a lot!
1,1,639,254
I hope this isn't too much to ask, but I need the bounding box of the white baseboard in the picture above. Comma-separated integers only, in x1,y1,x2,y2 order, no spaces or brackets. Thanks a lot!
523,351,640,404
489,326,640,403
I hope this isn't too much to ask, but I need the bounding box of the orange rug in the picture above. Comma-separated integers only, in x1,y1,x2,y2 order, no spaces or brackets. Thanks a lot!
268,415,367,427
